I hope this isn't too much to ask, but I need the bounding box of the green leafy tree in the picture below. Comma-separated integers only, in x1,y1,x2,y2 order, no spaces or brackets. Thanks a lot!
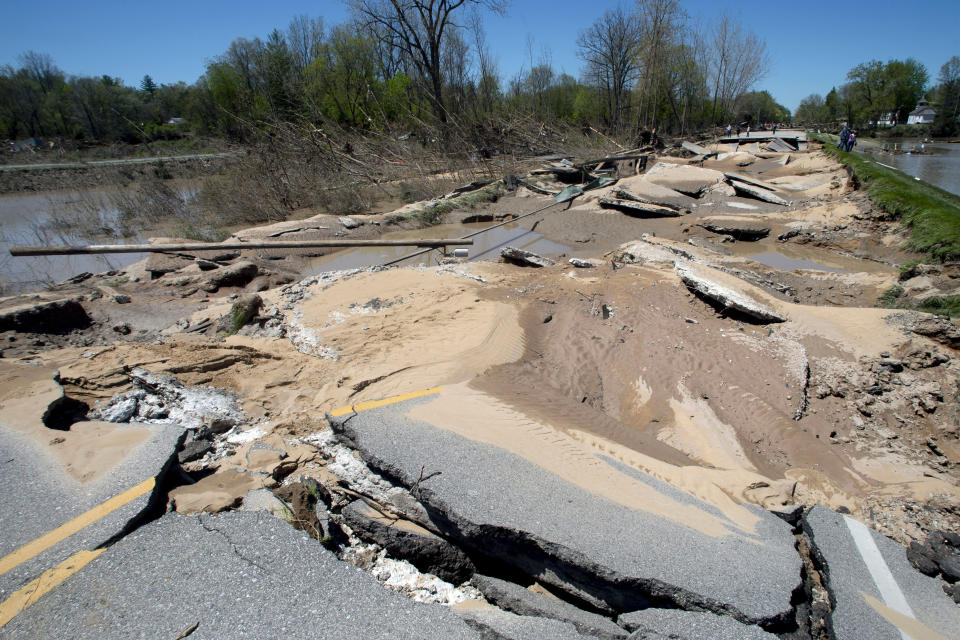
140,74,158,96
932,56,960,137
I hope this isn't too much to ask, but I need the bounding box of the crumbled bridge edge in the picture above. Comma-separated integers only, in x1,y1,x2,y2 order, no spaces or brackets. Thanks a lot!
326,412,818,636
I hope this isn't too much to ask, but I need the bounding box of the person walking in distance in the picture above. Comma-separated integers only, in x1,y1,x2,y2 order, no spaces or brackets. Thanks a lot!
839,125,849,151
846,130,857,152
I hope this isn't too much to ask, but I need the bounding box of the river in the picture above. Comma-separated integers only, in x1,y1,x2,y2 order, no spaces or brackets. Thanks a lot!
0,189,149,294
862,141,960,196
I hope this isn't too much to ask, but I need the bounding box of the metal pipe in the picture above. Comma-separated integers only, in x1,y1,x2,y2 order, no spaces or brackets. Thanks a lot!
9,239,472,257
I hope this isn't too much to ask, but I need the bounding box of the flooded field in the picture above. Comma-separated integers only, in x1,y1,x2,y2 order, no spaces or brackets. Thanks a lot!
0,190,146,293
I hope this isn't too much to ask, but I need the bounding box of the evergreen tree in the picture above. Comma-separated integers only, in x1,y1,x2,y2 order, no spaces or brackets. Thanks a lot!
140,74,158,97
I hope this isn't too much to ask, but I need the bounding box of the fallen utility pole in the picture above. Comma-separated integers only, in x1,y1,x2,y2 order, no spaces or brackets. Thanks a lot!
9,239,472,257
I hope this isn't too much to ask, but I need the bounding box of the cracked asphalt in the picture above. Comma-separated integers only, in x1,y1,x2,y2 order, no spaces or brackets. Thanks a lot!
2,511,480,639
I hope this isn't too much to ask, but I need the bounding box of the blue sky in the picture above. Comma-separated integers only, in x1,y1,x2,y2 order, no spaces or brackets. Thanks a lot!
1,0,958,113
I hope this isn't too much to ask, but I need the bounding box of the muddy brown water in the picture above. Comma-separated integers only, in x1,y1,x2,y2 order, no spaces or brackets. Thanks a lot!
0,190,147,294
725,238,893,274
306,222,572,274
863,141,960,196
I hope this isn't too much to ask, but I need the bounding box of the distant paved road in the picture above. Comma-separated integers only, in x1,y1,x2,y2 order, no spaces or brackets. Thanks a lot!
0,152,240,172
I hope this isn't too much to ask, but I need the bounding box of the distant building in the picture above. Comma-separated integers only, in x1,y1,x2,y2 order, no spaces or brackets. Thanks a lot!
874,112,896,127
166,117,186,126
907,100,937,125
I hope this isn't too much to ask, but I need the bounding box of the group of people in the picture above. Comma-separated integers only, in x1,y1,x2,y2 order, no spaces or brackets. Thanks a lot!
839,126,857,152
724,122,783,137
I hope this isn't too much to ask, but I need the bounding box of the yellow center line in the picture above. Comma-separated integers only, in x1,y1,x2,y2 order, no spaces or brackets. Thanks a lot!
0,476,155,578
330,386,443,417
0,548,105,627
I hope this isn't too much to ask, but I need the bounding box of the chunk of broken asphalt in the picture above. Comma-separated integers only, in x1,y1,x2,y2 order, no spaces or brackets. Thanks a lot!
342,499,475,584
802,505,960,640
618,608,776,639
331,395,802,626
470,574,627,639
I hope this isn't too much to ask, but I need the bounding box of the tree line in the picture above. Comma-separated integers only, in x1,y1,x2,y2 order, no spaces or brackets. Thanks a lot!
794,55,960,136
1,1,781,147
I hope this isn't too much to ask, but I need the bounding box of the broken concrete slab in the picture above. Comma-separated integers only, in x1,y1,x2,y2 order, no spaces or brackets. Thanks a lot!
457,603,597,640
330,393,803,626
614,239,681,266
339,216,361,229
2,512,481,639
681,141,714,157
599,198,683,218
618,609,776,639
802,506,960,640
501,247,556,268
723,172,777,191
0,297,91,334
471,574,627,639
569,258,602,268
610,189,683,212
612,177,694,209
729,180,790,206
676,262,786,323
697,219,771,241
765,138,797,153
643,162,725,197
343,499,476,584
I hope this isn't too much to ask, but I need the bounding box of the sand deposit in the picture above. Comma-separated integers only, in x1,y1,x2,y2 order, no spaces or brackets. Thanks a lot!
2,136,959,628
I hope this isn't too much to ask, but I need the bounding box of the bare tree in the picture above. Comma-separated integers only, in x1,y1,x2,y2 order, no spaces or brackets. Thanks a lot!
349,0,507,123
576,6,642,132
286,14,325,73
708,13,769,124
468,9,499,115
635,0,686,131
18,51,60,95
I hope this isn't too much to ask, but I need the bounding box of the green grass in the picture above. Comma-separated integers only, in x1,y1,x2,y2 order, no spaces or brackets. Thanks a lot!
877,284,960,317
812,133,960,262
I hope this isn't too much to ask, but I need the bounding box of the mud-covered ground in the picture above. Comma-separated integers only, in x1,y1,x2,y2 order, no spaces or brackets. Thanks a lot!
2,136,960,633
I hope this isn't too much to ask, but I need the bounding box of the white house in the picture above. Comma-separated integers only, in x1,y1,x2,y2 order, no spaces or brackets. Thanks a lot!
874,112,896,127
907,100,937,125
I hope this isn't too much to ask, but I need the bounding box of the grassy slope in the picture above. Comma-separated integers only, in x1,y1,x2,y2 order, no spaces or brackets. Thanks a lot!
812,133,960,262
812,134,960,316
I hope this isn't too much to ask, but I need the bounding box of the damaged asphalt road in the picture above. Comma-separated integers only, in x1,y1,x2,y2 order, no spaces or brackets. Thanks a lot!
3,135,960,639
1,511,481,640
330,389,803,628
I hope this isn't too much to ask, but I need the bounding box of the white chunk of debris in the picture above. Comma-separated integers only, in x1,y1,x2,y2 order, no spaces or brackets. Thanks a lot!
342,543,481,606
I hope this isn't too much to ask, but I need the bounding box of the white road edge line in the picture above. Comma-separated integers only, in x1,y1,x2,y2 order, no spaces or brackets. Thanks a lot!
844,515,915,640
